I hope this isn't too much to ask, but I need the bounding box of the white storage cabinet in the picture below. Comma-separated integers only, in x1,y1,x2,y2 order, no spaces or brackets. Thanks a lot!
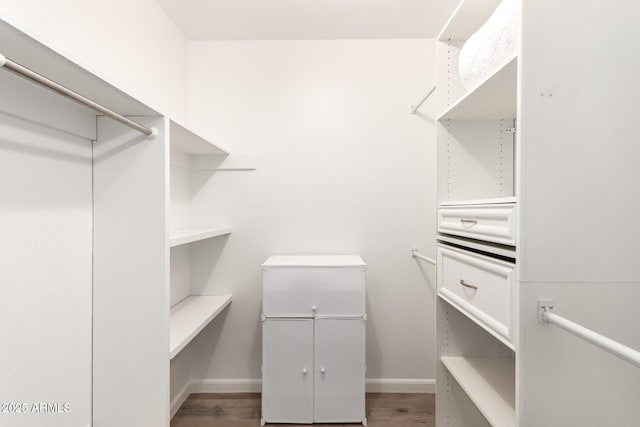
261,255,367,425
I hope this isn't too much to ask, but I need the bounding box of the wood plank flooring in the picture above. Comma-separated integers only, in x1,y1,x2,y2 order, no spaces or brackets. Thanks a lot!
171,393,435,427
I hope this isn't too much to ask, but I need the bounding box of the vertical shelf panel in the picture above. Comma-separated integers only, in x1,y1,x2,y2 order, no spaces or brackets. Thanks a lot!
94,116,169,427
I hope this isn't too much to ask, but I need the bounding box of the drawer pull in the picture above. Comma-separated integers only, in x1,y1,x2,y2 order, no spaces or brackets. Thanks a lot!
459,279,478,290
460,218,478,227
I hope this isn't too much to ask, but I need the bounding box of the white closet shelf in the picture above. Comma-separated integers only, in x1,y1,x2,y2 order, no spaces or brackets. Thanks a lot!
170,120,228,156
438,54,517,121
0,19,158,117
441,356,515,427
170,295,232,359
170,226,232,247
437,0,503,41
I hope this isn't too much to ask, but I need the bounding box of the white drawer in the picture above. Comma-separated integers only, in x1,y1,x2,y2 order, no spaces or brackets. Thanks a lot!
438,199,516,246
263,259,366,317
437,244,514,345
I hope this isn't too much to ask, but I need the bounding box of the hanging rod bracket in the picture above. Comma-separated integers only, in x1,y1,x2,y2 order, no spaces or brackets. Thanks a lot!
147,127,159,140
0,53,6,67
538,299,555,323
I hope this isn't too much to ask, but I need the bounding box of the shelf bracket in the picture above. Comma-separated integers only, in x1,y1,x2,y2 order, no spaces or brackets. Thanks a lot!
538,299,554,322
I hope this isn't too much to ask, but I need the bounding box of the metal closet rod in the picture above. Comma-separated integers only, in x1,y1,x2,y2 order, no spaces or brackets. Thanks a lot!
411,85,436,114
0,53,157,139
411,248,436,265
539,300,640,369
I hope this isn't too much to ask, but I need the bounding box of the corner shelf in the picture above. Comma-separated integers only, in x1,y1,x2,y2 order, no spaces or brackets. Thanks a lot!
441,356,515,427
170,226,232,247
170,295,232,359
438,54,517,121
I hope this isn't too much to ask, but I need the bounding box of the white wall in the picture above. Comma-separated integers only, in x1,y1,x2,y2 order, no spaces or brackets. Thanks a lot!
181,39,438,392
0,0,188,122
0,80,93,427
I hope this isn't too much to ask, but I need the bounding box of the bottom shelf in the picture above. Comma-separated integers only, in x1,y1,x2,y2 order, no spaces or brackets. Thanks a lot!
170,295,232,359
441,356,515,427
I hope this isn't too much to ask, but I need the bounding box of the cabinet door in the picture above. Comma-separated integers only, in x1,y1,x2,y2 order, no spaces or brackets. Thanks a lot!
314,318,366,423
262,319,313,423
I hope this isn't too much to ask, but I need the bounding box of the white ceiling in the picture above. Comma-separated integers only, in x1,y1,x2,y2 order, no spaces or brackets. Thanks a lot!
156,0,460,40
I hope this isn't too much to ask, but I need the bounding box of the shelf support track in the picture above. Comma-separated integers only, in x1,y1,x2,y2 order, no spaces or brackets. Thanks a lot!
0,52,157,139
411,248,436,266
411,86,436,114
539,300,640,369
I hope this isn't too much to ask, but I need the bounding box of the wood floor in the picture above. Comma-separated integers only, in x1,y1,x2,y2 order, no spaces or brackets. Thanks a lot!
171,393,435,427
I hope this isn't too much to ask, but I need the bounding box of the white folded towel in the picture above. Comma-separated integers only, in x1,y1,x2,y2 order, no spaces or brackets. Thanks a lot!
458,0,520,89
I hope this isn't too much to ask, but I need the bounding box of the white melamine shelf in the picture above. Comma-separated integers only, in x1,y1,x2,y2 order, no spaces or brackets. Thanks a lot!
170,226,232,247
440,196,516,206
438,54,517,121
0,19,159,117
170,295,232,359
441,356,515,427
170,120,228,156
437,0,503,41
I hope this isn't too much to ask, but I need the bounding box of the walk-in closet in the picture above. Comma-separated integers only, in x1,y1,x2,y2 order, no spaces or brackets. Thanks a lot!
1,1,638,426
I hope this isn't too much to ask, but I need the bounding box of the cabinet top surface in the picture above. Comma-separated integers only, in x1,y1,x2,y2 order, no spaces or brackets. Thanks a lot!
263,255,366,268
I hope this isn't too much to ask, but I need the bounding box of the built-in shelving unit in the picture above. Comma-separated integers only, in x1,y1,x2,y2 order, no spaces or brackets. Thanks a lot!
441,357,515,427
170,295,232,359
170,226,232,247
435,1,518,426
433,1,640,426
168,118,232,417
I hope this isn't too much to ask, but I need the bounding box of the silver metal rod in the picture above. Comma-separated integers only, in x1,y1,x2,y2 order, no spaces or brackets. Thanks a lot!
411,248,436,266
411,86,436,114
0,53,157,139
540,301,640,369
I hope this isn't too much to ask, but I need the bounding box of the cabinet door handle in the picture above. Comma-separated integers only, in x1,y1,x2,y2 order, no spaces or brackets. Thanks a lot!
302,368,308,375
320,367,326,374
460,218,478,226
459,279,478,290
311,305,317,312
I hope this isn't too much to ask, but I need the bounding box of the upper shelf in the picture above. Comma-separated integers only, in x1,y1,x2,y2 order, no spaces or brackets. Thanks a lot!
170,226,232,247
438,0,502,41
0,17,158,117
438,54,517,121
170,295,232,359
441,356,515,427
170,120,228,156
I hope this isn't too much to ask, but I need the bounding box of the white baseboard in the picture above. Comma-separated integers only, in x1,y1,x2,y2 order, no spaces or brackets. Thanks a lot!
184,378,435,395
170,381,192,419
191,378,263,393
365,378,435,393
